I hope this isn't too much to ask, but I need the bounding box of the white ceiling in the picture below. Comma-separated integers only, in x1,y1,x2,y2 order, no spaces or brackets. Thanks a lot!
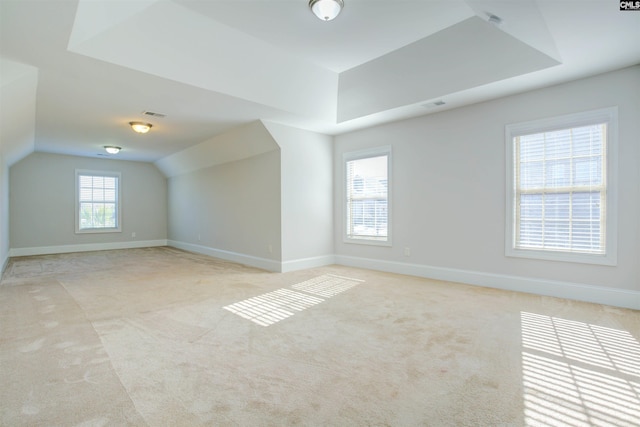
1,0,639,163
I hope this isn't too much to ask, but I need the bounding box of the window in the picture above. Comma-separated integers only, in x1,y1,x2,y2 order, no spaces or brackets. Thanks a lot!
75,170,121,233
344,146,391,245
505,107,617,265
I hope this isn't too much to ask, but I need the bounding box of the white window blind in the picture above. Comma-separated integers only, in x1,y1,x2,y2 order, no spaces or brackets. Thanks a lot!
345,150,389,243
514,124,606,254
76,171,121,232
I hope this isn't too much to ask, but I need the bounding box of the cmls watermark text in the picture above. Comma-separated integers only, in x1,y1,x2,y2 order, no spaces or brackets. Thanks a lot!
620,1,640,10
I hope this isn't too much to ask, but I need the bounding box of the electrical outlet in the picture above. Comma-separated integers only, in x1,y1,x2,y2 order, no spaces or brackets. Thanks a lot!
197,234,201,241
131,232,136,238
404,247,411,257
268,244,273,254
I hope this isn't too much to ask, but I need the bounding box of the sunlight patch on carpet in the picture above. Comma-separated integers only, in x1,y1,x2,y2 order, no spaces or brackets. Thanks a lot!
223,274,364,326
291,274,364,297
223,289,323,327
520,311,640,427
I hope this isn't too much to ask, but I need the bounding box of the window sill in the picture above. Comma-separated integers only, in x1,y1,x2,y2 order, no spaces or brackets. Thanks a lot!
344,237,392,247
506,247,616,266
76,228,122,234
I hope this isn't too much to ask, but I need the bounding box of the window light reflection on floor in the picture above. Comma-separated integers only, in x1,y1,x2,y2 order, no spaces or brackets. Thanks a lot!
223,274,363,327
521,311,640,427
292,274,364,297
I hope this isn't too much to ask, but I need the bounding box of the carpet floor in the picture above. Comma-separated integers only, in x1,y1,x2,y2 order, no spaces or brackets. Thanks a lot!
0,247,638,426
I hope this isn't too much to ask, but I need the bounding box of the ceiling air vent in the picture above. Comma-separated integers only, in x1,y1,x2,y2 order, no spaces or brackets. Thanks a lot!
142,111,166,118
421,100,446,109
487,13,503,26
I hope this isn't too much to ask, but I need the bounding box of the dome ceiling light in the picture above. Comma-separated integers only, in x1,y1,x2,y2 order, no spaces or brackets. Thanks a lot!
129,121,152,134
104,146,121,154
309,0,343,21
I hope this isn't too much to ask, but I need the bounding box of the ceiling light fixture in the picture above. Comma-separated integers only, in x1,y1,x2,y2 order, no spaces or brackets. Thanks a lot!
309,0,343,21
129,121,152,134
104,146,121,154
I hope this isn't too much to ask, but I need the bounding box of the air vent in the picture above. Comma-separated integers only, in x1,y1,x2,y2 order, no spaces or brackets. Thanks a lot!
421,100,446,109
142,111,166,118
487,13,503,26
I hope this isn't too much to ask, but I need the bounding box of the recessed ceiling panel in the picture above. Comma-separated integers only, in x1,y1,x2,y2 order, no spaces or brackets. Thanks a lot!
68,0,338,122
175,0,475,72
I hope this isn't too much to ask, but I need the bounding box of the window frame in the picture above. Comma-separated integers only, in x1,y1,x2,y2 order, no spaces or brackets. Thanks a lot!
343,146,392,246
75,169,122,234
505,107,618,266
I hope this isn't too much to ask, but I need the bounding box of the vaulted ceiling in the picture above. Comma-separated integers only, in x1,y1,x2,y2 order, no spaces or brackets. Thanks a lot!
1,0,639,164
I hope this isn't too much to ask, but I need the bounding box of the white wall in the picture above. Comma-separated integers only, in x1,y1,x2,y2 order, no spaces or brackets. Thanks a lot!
263,122,334,271
333,66,640,309
10,152,167,255
0,154,8,271
167,150,281,271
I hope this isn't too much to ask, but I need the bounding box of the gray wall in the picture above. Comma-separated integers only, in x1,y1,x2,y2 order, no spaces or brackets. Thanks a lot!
1,59,39,268
334,66,640,296
10,152,167,250
4,65,637,306
167,149,281,263
165,121,334,272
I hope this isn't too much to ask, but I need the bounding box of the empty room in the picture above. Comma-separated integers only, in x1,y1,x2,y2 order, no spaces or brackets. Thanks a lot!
1,0,639,425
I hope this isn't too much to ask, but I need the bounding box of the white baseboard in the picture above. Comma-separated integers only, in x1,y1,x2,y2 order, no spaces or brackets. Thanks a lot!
7,240,636,310
9,240,168,257
1,253,9,275
168,241,335,273
281,255,336,273
167,240,281,272
335,255,640,311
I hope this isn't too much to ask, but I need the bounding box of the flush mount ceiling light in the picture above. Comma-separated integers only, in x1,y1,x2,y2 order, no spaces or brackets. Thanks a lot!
309,0,343,21
129,121,152,134
104,146,121,154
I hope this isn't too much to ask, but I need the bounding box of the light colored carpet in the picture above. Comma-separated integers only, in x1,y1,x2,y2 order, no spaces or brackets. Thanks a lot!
1,247,638,426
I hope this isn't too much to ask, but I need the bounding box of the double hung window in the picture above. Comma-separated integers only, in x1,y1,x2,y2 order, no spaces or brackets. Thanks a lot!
75,170,121,233
505,108,617,265
344,147,391,245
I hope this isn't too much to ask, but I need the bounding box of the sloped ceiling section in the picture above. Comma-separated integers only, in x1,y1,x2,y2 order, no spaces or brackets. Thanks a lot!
0,59,38,166
466,0,560,61
67,0,561,126
155,120,279,178
337,16,559,122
